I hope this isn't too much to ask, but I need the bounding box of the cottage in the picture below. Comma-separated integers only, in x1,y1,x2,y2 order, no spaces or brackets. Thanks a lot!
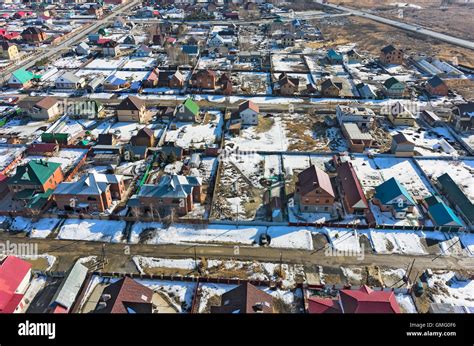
426,76,448,96
21,27,47,43
336,105,375,129
8,69,36,89
211,283,274,314
131,127,155,147
131,175,202,216
55,72,85,90
278,73,299,95
356,83,377,99
295,165,335,213
391,132,415,157
75,42,91,56
347,49,363,64
326,49,343,64
8,160,64,204
335,159,368,214
424,195,463,230
386,102,416,126
238,100,259,125
320,79,341,97
117,96,149,123
380,45,403,65
53,173,125,212
372,177,415,219
383,77,406,97
134,44,153,57
308,285,401,314
30,97,61,120
191,70,216,89
102,40,120,57
0,256,32,313
95,277,154,314
175,98,199,122
450,102,474,132
0,41,19,60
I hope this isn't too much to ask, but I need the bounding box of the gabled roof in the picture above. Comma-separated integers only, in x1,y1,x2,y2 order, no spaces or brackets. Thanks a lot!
454,102,474,118
437,173,473,224
0,256,32,313
381,44,398,54
308,297,341,313
374,177,415,206
50,261,88,311
11,69,35,84
8,160,61,187
238,100,259,114
337,161,368,209
180,98,199,116
139,175,201,199
427,76,445,88
118,96,145,111
135,127,154,139
182,44,199,55
428,201,462,227
297,165,335,197
22,27,44,35
35,96,59,110
95,277,153,314
392,132,414,145
211,282,274,314
54,173,123,196
327,48,342,60
321,78,340,91
384,77,403,89
339,285,401,313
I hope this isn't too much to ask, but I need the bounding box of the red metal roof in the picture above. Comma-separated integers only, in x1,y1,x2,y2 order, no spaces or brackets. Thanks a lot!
308,297,341,313
339,285,401,313
336,161,368,210
0,256,32,313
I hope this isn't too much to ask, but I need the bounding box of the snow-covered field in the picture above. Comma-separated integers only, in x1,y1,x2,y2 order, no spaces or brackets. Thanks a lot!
370,229,427,255
427,271,474,307
8,217,60,238
23,148,87,172
57,219,126,242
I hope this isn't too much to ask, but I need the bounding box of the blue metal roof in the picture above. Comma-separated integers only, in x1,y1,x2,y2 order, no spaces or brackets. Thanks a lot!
428,202,462,227
374,177,415,206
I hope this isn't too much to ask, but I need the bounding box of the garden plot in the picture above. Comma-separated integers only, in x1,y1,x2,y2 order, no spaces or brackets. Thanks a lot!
264,154,282,177
57,219,126,243
26,218,61,238
427,271,474,308
321,228,364,253
130,223,314,250
52,56,87,69
197,57,233,70
121,57,156,70
272,54,308,72
226,115,289,152
370,229,428,255
83,57,127,70
0,119,51,141
165,111,222,150
288,206,333,224
195,157,218,184
389,126,462,156
23,148,87,173
282,113,344,152
416,159,474,202
232,72,272,95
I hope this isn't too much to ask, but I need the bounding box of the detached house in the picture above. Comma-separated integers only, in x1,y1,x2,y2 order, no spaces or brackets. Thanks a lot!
30,97,61,120
117,96,149,123
425,76,448,96
336,105,375,129
21,27,47,43
295,165,335,213
335,159,368,215
53,173,125,213
8,160,64,199
191,70,216,89
211,283,274,314
380,45,403,65
450,102,474,132
387,102,416,126
175,98,199,122
8,69,36,89
238,100,259,125
326,49,343,64
131,127,155,147
0,256,32,313
320,79,341,97
131,175,203,216
0,41,19,60
277,73,300,96
424,195,462,230
102,40,120,57
383,77,405,97
391,132,415,157
55,72,85,90
372,177,415,219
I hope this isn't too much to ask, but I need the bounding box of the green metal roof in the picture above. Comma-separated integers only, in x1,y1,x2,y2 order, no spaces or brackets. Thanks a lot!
374,177,415,206
12,69,35,84
183,98,199,116
8,160,61,186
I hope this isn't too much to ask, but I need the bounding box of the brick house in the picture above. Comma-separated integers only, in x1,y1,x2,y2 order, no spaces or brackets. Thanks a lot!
238,100,259,125
30,97,61,120
372,177,416,219
380,45,403,65
295,165,335,213
21,27,47,43
131,127,155,147
335,158,368,214
211,282,274,313
191,70,216,89
53,173,125,213
320,79,341,97
386,102,416,126
278,73,299,95
0,41,19,60
7,159,64,197
117,96,149,123
425,76,448,96
383,77,406,97
131,175,202,216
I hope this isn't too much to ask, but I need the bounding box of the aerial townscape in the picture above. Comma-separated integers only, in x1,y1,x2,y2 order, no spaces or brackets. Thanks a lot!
0,0,473,320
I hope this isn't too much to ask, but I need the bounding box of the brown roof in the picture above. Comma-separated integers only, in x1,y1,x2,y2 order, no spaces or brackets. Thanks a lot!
392,132,414,145
336,161,368,210
118,96,145,111
95,277,153,314
35,96,59,110
238,100,259,114
297,165,335,197
210,282,274,314
136,127,154,138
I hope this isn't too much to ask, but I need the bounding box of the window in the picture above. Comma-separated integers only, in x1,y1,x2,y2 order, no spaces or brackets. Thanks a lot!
324,207,329,211
326,199,329,203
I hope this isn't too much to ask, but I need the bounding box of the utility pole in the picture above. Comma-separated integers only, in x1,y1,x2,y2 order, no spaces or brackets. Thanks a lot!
279,251,283,278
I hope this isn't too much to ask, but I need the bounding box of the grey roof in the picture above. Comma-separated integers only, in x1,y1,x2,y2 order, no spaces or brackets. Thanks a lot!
54,173,123,196
50,261,88,310
139,175,201,199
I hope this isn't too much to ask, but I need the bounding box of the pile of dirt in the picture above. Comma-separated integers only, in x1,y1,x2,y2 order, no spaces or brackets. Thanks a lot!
366,265,384,286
